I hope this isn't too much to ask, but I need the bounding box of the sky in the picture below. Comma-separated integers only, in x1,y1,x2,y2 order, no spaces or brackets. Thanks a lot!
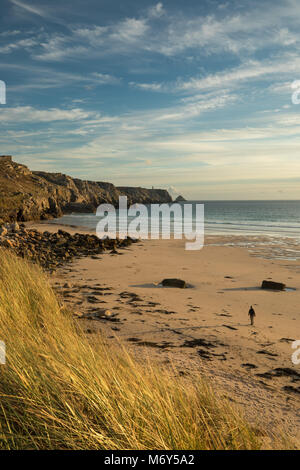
0,0,300,199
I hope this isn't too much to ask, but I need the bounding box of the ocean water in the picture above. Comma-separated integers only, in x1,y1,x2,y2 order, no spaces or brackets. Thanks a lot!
48,200,300,238
46,200,300,260
201,200,300,237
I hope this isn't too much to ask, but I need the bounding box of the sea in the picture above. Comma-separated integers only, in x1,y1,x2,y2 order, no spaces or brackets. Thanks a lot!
46,200,300,260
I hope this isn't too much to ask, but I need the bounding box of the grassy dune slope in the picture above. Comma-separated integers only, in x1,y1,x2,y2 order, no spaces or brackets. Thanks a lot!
0,249,292,449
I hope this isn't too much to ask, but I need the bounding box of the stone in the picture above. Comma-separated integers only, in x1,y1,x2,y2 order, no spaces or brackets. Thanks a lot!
161,278,186,289
261,280,286,291
0,224,134,271
0,226,8,236
11,222,19,232
58,229,71,238
2,239,14,249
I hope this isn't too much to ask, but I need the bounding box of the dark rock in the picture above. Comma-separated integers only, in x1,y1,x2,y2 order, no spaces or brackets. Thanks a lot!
161,278,186,288
11,222,19,232
0,227,134,271
58,229,71,238
0,226,7,236
261,280,286,291
174,195,186,202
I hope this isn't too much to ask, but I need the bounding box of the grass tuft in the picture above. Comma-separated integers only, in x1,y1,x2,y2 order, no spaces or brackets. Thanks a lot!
0,249,293,449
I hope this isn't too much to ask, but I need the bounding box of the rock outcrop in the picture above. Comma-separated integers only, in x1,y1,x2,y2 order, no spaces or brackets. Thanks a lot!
174,195,186,202
117,186,172,205
0,223,137,270
0,156,172,222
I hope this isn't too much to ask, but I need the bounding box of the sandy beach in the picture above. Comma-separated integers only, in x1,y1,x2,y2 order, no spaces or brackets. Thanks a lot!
27,221,300,439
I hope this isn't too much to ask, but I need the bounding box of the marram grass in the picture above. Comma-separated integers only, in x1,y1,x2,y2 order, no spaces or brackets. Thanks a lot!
0,249,293,450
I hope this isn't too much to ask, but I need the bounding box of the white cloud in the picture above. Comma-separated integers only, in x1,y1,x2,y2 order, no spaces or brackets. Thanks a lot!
0,30,21,37
130,81,163,91
4,1,300,63
0,37,37,54
177,56,300,92
92,72,120,85
0,106,96,123
1,62,121,92
9,0,50,19
33,17,149,61
148,3,165,18
33,35,88,61
73,26,108,46
153,93,236,121
112,18,149,43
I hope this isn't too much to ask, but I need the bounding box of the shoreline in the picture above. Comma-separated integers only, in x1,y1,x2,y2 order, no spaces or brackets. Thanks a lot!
26,219,300,262
24,221,300,438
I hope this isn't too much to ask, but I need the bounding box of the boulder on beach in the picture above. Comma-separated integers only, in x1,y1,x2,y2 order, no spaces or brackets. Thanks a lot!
161,278,186,288
261,280,286,291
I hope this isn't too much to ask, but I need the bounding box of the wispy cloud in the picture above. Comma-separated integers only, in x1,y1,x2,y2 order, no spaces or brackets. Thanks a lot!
129,81,163,92
0,30,21,37
0,106,96,123
9,0,50,19
1,62,121,92
2,0,300,198
111,18,149,43
0,37,38,54
92,72,121,85
3,1,300,63
177,55,300,92
148,2,165,18
32,35,88,61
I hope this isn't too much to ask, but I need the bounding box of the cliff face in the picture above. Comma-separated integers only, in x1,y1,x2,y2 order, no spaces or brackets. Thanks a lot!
117,186,172,205
0,156,172,222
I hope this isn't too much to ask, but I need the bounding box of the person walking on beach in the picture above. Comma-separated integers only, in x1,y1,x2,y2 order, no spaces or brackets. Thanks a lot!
248,306,256,326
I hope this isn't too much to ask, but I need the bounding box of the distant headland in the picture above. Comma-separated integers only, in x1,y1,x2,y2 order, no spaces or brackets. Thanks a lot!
0,155,172,222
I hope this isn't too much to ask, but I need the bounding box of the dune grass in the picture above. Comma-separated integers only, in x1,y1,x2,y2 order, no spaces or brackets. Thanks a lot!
0,248,292,450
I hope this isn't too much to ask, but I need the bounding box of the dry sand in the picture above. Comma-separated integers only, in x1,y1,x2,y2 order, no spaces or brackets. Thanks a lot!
28,221,300,439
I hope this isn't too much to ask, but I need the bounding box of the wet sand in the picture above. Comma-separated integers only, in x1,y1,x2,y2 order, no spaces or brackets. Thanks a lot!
28,221,300,440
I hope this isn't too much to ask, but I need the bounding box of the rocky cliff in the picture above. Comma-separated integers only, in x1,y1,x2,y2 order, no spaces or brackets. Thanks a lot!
117,186,173,205
0,156,172,222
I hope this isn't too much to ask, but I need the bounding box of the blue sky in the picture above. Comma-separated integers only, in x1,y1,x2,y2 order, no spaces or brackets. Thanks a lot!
1,0,300,199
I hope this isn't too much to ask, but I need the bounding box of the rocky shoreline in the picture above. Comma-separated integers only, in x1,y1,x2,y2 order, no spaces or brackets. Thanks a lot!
0,155,172,222
0,222,137,271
